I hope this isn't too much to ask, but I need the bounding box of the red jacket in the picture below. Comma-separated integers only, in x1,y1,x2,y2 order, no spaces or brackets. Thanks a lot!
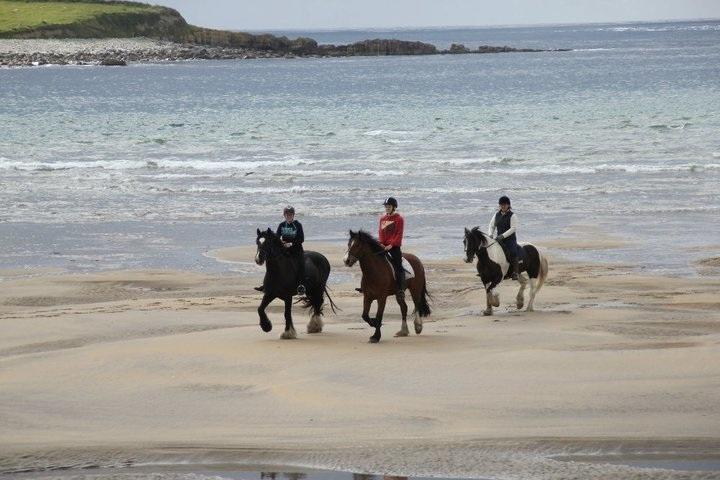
379,213,404,247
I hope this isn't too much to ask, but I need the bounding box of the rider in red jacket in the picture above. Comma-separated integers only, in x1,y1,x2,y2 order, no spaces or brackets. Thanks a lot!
379,197,406,298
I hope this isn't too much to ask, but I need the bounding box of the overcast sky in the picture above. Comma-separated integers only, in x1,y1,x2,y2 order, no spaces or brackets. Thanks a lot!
154,0,720,30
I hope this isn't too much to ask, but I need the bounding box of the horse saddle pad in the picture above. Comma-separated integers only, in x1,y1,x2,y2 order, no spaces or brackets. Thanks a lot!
386,257,415,280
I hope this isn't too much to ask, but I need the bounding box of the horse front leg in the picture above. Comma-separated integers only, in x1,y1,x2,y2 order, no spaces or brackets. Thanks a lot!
361,295,375,327
483,283,498,317
280,296,297,339
395,293,409,337
369,297,386,343
258,294,274,332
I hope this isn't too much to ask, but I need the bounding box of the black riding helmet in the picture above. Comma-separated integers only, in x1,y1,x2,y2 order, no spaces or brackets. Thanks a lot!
498,196,511,206
383,197,398,208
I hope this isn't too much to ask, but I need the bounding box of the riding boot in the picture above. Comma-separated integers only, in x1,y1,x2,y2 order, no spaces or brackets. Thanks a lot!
254,285,264,292
511,257,520,281
395,272,406,300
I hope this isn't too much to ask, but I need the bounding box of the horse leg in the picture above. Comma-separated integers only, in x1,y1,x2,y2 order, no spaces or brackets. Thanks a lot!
395,292,409,337
280,297,297,339
483,289,494,317
516,273,527,310
361,295,376,327
526,277,537,312
258,294,273,332
306,284,323,334
369,297,386,343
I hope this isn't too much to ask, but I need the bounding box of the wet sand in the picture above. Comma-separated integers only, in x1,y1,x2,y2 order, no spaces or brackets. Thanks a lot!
1,241,719,479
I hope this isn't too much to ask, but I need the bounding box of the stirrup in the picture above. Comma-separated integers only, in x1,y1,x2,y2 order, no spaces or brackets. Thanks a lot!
297,284,306,295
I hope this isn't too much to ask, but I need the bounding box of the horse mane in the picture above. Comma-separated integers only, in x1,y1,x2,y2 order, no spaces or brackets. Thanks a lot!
353,229,386,254
469,226,489,248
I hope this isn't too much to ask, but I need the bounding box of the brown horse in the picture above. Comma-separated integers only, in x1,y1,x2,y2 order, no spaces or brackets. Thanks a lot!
343,230,431,343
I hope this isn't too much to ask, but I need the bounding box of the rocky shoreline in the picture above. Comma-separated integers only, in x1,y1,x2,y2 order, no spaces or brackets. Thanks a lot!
0,38,570,67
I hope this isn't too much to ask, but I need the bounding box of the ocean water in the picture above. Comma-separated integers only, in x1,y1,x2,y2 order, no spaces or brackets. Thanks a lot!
1,21,719,274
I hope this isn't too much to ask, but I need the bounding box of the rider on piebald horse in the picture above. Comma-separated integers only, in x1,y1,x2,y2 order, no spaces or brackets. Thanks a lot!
255,205,306,295
379,197,405,299
488,196,521,281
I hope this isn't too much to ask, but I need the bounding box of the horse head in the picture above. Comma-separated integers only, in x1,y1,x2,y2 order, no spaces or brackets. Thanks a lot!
255,228,282,265
463,227,487,263
344,230,382,267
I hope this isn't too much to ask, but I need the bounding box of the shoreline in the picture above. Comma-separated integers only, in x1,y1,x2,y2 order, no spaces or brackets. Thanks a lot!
3,438,720,478
0,38,569,67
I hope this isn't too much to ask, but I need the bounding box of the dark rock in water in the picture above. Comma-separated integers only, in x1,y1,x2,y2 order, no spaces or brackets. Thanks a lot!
448,43,471,54
290,37,318,55
317,39,438,57
100,58,127,66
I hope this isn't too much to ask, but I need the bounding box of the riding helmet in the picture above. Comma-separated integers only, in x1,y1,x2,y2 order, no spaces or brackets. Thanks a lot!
498,196,511,206
283,205,295,215
383,197,398,208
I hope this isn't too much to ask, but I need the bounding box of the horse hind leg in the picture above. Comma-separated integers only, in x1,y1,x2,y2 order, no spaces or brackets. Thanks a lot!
395,294,409,337
526,278,538,312
307,313,323,334
409,282,423,334
516,274,528,310
306,285,324,334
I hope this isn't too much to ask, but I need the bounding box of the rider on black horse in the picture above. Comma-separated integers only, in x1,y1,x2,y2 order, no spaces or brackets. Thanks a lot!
379,197,406,299
255,205,306,295
488,195,521,281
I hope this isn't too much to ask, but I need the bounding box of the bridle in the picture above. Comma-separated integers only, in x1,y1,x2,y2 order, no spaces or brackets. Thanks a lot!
465,233,499,261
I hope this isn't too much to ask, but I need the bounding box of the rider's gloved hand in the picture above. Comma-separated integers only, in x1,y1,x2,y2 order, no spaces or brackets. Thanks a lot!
495,235,504,241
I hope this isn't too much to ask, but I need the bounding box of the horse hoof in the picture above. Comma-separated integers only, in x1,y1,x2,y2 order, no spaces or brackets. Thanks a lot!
526,306,534,312
414,322,423,335
517,302,524,310
280,328,297,340
260,319,272,332
482,309,493,316
369,336,380,344
394,330,409,337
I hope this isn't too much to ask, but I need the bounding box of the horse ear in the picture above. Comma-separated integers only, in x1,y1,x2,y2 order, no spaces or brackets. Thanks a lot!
464,227,469,235
266,227,272,234
257,228,261,236
349,229,356,237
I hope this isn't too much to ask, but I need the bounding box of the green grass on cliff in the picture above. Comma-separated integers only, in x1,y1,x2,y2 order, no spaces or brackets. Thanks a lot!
0,0,164,35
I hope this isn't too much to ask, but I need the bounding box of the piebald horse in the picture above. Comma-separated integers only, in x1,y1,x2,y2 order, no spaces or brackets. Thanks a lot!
463,227,548,316
343,230,431,343
255,228,337,339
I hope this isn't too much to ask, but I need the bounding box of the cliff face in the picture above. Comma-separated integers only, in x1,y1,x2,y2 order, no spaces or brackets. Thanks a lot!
2,1,558,58
0,4,191,40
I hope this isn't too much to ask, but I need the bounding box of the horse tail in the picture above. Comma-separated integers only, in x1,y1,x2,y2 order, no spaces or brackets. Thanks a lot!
417,282,432,317
323,285,339,314
537,251,549,291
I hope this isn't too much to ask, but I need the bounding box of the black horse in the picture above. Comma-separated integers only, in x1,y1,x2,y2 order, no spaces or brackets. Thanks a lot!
255,228,336,339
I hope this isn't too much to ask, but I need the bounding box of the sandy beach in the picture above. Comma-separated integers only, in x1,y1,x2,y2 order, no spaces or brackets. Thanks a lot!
1,239,719,479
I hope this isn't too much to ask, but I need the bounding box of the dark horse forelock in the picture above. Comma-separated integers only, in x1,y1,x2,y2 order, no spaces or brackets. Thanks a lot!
258,228,284,253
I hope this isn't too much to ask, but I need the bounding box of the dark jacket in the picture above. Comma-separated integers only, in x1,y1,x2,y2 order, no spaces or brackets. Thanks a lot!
277,220,304,253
